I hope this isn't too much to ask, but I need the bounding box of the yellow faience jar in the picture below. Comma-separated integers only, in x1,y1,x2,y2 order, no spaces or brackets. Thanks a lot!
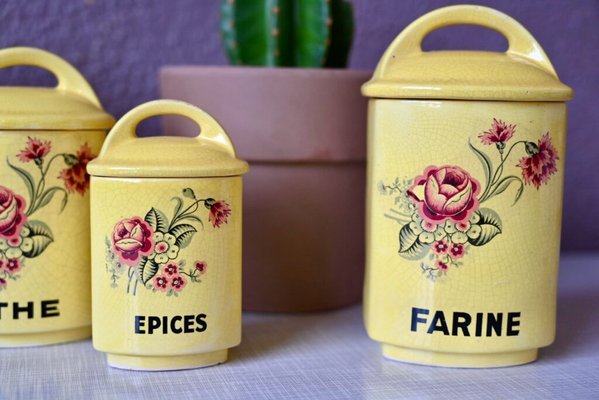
362,6,573,367
0,47,114,347
87,100,248,371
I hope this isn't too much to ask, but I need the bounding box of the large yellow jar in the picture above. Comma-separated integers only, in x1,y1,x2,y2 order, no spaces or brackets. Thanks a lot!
87,100,248,370
362,6,573,367
0,47,114,346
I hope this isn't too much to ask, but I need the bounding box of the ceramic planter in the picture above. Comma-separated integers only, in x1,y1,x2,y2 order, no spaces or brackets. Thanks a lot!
363,6,573,367
160,67,369,312
88,100,248,370
0,47,114,347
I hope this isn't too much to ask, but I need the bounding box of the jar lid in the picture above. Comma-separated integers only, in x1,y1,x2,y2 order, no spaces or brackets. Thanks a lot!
87,100,249,178
0,47,114,130
362,5,573,101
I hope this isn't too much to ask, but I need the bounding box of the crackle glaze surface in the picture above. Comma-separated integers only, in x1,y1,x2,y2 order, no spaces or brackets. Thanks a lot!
0,131,105,347
88,100,247,371
0,47,113,347
363,6,571,368
365,100,566,367
91,177,242,370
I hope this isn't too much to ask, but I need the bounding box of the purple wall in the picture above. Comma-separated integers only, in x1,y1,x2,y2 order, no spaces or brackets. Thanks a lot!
0,0,597,250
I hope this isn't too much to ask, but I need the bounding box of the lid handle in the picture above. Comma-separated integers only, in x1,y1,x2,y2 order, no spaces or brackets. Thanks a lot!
376,5,558,78
0,47,102,107
100,100,236,157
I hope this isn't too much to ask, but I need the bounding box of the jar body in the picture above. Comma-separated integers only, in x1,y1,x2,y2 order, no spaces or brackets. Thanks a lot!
0,130,105,346
364,99,566,367
90,176,242,371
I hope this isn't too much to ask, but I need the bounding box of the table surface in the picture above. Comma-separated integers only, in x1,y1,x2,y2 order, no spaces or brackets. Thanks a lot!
1,253,598,400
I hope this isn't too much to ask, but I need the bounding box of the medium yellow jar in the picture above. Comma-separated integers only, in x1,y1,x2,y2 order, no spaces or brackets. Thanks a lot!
362,6,573,367
0,47,114,347
87,100,248,370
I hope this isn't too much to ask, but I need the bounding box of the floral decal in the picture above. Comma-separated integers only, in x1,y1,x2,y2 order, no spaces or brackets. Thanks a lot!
58,143,95,195
408,165,481,226
105,188,229,296
0,137,95,291
17,137,52,163
380,119,559,281
207,199,232,228
517,133,559,189
112,217,155,265
478,118,516,148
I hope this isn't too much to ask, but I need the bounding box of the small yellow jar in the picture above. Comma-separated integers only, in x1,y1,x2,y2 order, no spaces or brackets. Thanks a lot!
87,100,248,371
0,47,114,347
362,6,573,367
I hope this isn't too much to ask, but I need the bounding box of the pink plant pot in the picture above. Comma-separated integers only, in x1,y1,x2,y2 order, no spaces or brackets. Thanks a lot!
160,66,369,312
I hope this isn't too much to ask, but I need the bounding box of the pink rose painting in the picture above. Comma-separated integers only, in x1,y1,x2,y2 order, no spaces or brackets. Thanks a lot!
112,217,155,265
0,186,27,241
408,166,480,225
104,188,227,296
380,118,559,281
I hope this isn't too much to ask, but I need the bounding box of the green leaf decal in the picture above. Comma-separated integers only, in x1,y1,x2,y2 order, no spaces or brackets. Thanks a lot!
468,208,502,246
137,257,159,284
398,224,428,260
182,188,196,199
22,220,54,257
492,176,525,205
37,187,68,212
468,141,493,193
180,214,204,228
170,224,197,249
6,159,35,206
144,207,169,233
171,196,183,220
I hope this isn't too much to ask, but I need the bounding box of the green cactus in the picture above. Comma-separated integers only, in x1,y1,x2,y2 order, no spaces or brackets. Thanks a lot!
220,0,354,68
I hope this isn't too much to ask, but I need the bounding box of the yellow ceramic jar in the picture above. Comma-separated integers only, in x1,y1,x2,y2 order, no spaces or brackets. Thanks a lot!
0,47,114,347
362,6,573,367
87,100,248,371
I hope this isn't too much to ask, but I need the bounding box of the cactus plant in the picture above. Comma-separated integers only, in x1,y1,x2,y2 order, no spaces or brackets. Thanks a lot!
220,0,354,68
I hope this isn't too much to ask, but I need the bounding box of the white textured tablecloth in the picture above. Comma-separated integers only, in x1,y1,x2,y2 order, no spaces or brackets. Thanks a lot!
1,253,598,400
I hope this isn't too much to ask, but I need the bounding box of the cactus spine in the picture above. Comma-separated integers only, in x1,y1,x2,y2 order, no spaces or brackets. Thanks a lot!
220,0,354,68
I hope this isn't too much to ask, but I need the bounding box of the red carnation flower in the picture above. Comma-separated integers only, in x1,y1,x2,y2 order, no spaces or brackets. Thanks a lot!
58,143,96,195
517,133,559,189
17,137,51,163
205,199,231,228
478,119,516,146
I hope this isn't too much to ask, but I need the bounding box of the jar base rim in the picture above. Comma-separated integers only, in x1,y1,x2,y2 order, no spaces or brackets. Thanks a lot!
106,349,228,371
0,325,91,347
382,344,538,368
